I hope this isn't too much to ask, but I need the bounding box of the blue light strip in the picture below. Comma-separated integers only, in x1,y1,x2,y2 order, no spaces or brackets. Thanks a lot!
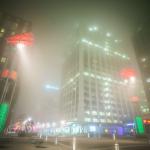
45,84,59,90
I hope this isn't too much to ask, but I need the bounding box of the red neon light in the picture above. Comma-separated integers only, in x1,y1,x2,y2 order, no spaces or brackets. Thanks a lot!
131,96,139,102
1,69,9,78
120,68,136,79
6,32,34,46
9,71,17,80
143,119,150,124
1,69,17,80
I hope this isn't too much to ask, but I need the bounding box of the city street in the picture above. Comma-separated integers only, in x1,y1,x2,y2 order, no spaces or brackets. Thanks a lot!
0,137,150,150
1,1,150,150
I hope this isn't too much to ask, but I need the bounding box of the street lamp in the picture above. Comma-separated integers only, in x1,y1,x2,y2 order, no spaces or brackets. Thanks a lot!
16,43,25,50
28,117,32,122
130,76,136,83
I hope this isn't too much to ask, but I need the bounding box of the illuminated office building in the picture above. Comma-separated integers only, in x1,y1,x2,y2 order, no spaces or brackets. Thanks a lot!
61,24,149,131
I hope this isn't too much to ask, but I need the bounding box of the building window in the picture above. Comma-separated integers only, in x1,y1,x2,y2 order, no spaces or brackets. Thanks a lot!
84,117,91,122
1,28,5,33
1,57,7,63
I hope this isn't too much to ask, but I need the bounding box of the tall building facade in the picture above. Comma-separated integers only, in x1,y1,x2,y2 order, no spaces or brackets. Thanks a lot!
61,24,149,129
0,12,32,105
134,21,150,108
0,12,32,133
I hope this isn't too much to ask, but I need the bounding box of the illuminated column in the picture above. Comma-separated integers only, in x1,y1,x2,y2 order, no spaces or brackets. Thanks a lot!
0,32,33,134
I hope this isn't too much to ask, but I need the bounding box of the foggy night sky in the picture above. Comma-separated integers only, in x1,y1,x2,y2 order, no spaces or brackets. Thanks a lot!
0,0,150,122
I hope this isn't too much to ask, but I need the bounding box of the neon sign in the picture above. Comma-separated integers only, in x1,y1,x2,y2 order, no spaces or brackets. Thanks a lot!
6,32,34,46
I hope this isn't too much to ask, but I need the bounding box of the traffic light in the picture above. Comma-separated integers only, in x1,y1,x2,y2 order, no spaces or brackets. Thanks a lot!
0,103,9,133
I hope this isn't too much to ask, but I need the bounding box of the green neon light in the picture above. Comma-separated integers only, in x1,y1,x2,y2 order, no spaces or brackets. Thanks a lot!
135,116,145,134
0,103,9,133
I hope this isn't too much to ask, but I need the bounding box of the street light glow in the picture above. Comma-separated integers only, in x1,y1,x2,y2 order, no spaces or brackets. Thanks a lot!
28,117,32,121
124,79,128,84
60,120,66,126
52,122,56,127
16,43,25,50
106,32,111,37
130,76,136,83
88,26,98,31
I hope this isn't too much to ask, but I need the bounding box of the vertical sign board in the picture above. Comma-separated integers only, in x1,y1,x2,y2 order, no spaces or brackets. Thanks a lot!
0,103,9,134
135,116,145,135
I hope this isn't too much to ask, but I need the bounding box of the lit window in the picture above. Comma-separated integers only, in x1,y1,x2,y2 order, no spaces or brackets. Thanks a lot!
84,117,91,122
122,55,126,58
89,125,96,131
104,82,109,86
97,75,101,79
104,88,109,91
81,37,129,60
114,120,118,123
88,27,93,31
70,78,73,82
106,32,111,37
84,72,89,76
1,57,7,63
107,119,112,123
88,41,93,45
93,26,98,30
92,111,97,115
94,44,99,47
106,112,111,116
105,106,111,110
1,28,5,33
100,119,106,123
93,118,98,122
85,111,90,114
105,93,109,97
82,38,87,43
99,112,104,116
88,26,98,31
91,74,95,78
104,47,109,51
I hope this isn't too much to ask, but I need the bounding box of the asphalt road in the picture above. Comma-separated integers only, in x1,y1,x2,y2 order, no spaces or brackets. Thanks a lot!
0,137,150,150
